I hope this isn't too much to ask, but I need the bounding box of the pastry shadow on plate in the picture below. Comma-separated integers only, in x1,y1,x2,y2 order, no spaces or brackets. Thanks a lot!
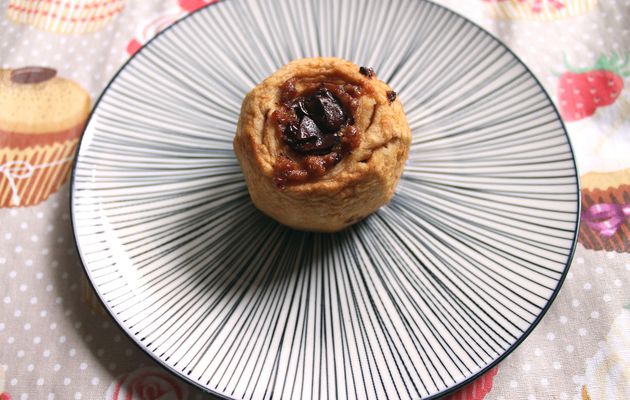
184,190,363,291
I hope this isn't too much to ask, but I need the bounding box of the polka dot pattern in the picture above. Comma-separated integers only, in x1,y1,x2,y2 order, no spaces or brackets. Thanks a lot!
0,1,628,400
477,244,630,399
0,184,211,399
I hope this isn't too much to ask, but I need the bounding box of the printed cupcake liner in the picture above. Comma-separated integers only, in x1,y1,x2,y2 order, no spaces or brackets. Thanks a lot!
0,139,78,208
483,0,598,20
7,0,126,34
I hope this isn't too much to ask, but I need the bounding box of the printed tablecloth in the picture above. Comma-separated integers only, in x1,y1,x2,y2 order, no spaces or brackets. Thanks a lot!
0,0,628,399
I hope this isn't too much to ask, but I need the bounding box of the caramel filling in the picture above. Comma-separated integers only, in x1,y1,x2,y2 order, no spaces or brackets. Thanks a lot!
272,78,363,188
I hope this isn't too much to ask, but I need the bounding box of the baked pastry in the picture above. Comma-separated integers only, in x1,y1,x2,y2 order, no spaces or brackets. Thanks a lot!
7,0,126,34
0,67,91,208
579,168,629,253
233,58,411,232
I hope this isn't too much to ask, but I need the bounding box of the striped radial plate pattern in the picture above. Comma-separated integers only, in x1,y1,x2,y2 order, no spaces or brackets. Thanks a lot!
71,0,580,399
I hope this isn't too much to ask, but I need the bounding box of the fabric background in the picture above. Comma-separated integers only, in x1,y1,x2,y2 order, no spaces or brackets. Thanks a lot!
0,0,628,399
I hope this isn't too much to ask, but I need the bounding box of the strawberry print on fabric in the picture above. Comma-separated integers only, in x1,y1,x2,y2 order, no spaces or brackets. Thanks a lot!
0,364,10,400
179,0,219,12
558,54,629,122
443,367,499,400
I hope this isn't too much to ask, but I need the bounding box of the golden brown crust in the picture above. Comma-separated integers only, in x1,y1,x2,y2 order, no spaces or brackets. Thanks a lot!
233,57,411,232
0,69,91,134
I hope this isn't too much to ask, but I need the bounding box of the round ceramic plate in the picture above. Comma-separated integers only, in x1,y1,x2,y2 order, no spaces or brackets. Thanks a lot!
71,0,580,399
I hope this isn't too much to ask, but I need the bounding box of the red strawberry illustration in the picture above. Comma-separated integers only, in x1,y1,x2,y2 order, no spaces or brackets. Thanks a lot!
443,367,498,400
0,392,12,400
126,39,142,56
558,54,629,122
178,0,218,12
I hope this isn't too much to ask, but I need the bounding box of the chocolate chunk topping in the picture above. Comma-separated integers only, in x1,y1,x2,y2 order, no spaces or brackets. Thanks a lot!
10,67,57,84
359,66,375,78
387,90,397,103
297,132,339,155
283,88,347,155
284,115,339,155
293,99,309,119
306,89,347,132
298,116,321,141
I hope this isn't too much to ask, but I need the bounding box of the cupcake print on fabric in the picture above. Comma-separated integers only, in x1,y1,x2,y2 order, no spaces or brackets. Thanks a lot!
126,6,186,56
126,0,218,56
579,169,630,253
0,67,91,208
7,0,126,34
579,305,630,400
482,0,598,20
106,367,188,400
